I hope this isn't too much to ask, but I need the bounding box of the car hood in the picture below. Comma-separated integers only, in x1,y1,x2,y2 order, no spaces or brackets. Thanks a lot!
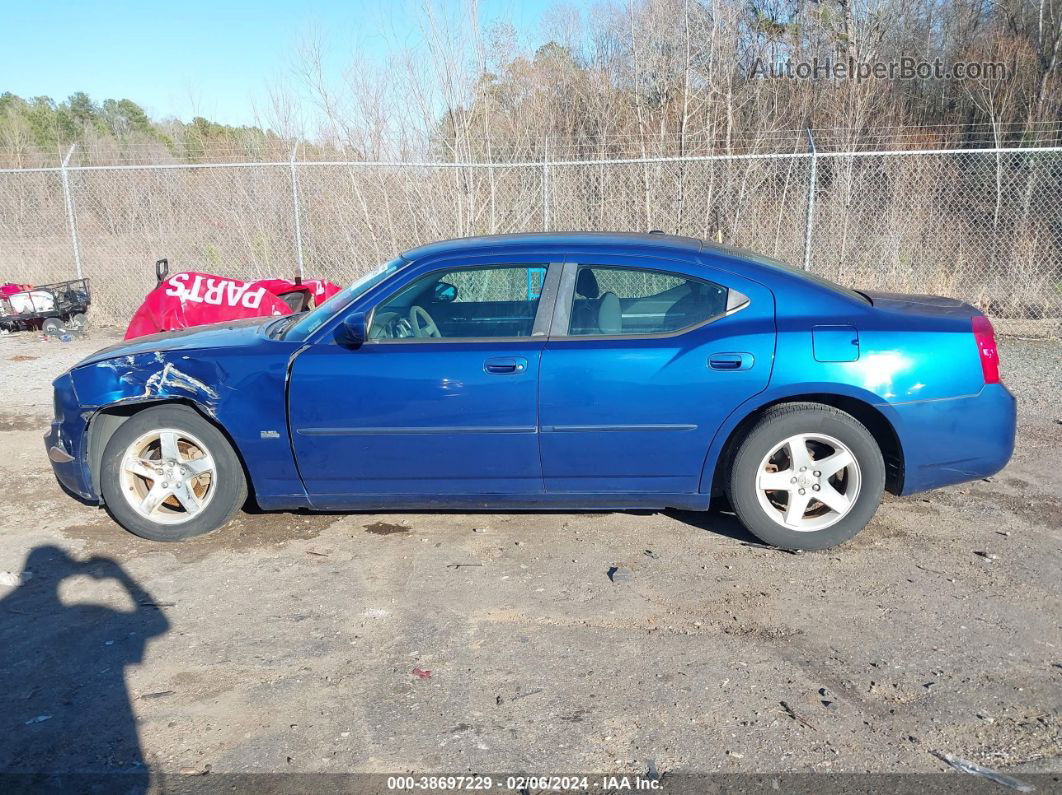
75,317,272,369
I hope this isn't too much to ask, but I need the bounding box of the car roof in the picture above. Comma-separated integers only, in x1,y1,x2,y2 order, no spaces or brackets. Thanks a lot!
401,232,705,260
400,232,868,308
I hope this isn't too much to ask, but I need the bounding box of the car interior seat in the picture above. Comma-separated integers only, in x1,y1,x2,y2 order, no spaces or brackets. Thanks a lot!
573,269,623,335
571,268,599,333
597,291,621,334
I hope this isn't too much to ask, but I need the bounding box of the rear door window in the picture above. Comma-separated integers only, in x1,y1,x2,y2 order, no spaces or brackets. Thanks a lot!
568,265,729,336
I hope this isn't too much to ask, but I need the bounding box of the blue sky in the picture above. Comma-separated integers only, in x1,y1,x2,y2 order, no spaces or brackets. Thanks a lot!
0,0,565,127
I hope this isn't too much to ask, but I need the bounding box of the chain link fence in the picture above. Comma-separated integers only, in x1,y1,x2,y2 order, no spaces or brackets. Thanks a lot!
1,146,1060,334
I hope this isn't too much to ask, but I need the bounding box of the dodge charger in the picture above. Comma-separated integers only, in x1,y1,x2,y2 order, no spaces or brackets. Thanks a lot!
46,233,1016,549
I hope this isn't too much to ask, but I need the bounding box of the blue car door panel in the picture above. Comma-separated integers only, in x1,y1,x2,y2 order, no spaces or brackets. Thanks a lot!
538,257,775,494
288,341,545,498
288,260,555,502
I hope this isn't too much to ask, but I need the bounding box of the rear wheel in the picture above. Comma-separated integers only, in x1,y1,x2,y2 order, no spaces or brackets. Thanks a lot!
66,312,88,331
100,405,247,541
728,403,885,550
41,318,63,336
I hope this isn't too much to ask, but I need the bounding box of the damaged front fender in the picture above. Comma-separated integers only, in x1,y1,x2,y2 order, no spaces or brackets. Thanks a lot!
72,351,225,416
68,343,310,508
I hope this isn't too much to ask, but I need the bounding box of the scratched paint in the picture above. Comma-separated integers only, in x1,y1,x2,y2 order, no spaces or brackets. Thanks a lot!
140,362,220,402
71,351,224,415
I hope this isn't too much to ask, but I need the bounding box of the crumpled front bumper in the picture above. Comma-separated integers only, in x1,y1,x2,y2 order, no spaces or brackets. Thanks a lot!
45,372,96,502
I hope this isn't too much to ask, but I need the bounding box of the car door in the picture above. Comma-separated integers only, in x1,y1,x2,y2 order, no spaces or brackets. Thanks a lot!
538,255,775,494
287,259,559,503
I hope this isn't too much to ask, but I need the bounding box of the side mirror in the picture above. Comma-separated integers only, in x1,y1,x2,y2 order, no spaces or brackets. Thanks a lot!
433,281,457,303
335,312,367,349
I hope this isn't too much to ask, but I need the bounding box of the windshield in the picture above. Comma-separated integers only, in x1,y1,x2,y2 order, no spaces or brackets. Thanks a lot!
283,258,405,341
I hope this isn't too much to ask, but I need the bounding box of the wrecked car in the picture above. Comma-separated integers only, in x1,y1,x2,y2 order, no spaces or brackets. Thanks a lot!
46,233,1016,549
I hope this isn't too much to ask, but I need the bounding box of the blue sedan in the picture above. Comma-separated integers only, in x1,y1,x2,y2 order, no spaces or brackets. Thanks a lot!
46,233,1016,549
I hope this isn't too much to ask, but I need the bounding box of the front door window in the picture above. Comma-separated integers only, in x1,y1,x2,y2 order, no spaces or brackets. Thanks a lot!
369,265,548,340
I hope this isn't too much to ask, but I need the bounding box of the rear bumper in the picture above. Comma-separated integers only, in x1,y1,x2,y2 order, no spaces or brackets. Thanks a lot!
891,383,1016,495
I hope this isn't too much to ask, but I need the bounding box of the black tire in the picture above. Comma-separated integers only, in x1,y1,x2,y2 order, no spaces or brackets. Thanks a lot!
727,403,885,551
41,318,63,336
99,405,247,541
67,312,88,331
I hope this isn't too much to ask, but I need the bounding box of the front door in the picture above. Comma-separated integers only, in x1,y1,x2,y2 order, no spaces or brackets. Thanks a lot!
288,262,555,502
538,257,775,494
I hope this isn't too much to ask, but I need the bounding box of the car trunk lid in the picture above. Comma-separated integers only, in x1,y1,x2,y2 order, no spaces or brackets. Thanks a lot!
860,290,980,319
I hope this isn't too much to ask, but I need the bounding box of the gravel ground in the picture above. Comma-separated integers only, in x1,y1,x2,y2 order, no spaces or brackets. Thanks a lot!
0,327,1059,783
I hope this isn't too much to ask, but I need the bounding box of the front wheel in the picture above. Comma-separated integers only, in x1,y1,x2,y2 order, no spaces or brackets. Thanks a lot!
728,403,885,550
99,405,247,541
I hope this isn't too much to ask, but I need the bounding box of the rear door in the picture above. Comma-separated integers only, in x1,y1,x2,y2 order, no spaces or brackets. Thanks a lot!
538,255,775,494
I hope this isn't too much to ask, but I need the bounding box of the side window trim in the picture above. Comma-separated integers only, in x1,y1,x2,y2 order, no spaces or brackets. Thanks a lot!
532,262,564,337
551,261,749,341
364,261,564,345
550,261,578,337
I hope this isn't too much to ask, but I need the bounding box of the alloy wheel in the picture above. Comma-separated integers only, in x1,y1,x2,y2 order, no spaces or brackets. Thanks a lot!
755,432,862,532
118,428,217,525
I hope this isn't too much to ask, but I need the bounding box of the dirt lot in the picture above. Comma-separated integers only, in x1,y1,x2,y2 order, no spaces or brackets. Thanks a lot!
0,329,1059,782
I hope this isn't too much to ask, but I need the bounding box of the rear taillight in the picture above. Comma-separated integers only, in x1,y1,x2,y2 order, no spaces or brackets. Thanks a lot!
971,315,1000,384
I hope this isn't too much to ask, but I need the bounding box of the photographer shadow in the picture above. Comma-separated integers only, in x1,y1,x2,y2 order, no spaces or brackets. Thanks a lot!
0,545,168,791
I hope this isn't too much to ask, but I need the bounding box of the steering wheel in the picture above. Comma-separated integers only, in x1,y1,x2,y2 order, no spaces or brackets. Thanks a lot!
408,305,441,338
